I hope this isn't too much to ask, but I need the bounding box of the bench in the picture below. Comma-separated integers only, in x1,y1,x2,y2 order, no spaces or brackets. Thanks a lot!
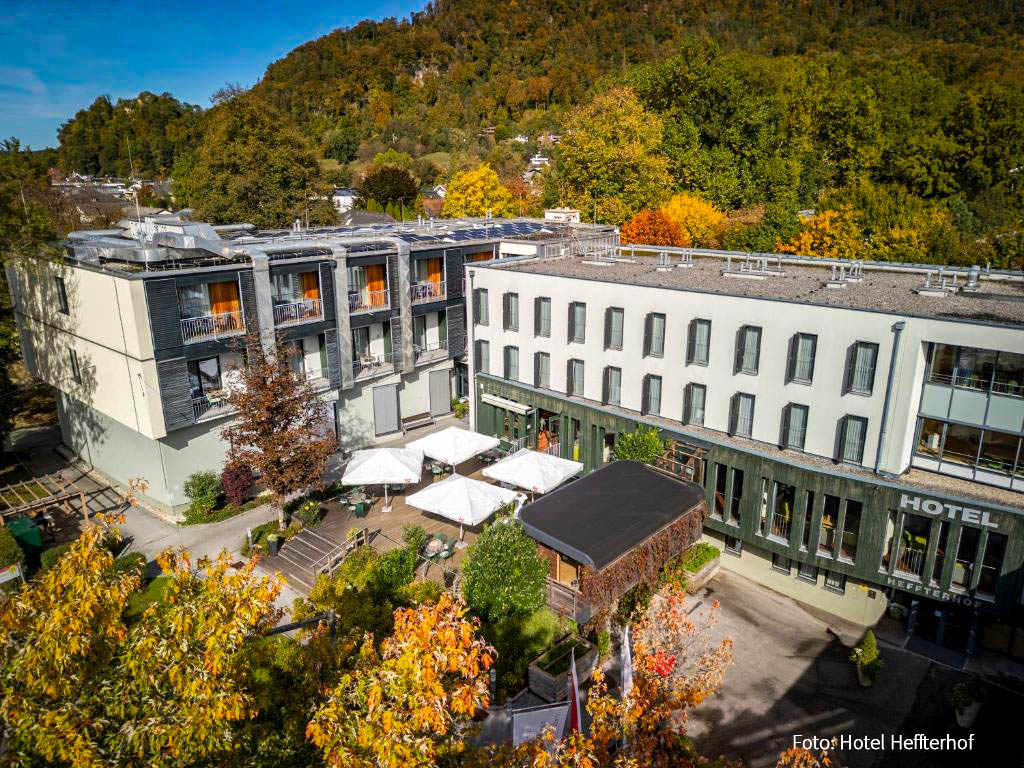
402,412,435,432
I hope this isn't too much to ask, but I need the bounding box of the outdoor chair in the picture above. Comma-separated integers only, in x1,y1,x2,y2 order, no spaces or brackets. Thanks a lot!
349,501,367,518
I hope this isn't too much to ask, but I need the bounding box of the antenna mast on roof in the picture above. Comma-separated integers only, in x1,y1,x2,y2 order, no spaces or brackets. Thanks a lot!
126,138,141,222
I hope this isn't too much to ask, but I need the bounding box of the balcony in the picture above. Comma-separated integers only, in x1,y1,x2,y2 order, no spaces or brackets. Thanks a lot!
411,282,445,304
349,289,390,314
181,311,245,345
769,512,792,543
414,339,449,365
353,352,394,382
192,392,233,422
295,367,331,391
895,546,926,578
274,298,323,327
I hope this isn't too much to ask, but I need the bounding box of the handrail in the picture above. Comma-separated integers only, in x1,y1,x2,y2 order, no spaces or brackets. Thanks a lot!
274,298,323,326
411,281,445,303
349,289,390,313
181,311,244,344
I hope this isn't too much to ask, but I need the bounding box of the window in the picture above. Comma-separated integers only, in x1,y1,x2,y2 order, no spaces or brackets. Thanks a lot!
55,276,69,314
187,356,221,398
69,349,81,383
932,521,949,585
683,383,706,426
568,302,586,343
993,351,1024,396
604,307,624,350
534,352,550,389
503,345,519,381
845,342,879,395
840,500,862,563
838,416,868,465
818,495,840,556
534,297,551,337
896,513,930,579
977,532,1007,598
823,571,846,594
474,339,490,374
687,319,711,366
769,481,796,543
978,430,1018,475
502,292,519,331
802,491,815,550
643,313,666,357
952,526,980,589
729,393,755,437
567,359,584,396
725,535,742,555
880,510,897,572
728,469,744,526
781,403,808,450
413,315,427,349
787,333,817,384
771,553,791,574
916,418,944,458
713,463,727,519
758,477,769,535
642,374,662,416
734,325,762,375
797,561,818,583
941,423,982,466
473,288,489,326
602,366,622,405
271,271,318,306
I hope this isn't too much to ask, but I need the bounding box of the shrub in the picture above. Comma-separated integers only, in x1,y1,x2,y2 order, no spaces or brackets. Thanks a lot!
462,517,547,622
948,676,986,710
39,543,72,572
850,629,884,681
612,425,663,464
397,579,444,606
615,580,654,624
112,552,147,578
0,526,25,569
243,519,299,555
297,499,322,527
374,548,416,594
183,471,222,518
680,542,719,573
452,398,469,419
220,463,254,506
402,524,429,556
597,630,611,659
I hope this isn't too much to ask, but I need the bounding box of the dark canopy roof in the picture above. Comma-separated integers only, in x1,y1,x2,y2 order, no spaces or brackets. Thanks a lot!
519,461,705,570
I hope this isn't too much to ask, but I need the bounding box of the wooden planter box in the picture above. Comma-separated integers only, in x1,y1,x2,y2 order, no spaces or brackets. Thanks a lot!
685,554,720,594
527,635,598,703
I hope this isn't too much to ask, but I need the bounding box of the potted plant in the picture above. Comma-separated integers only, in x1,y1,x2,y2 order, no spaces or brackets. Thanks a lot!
948,676,986,728
849,630,883,687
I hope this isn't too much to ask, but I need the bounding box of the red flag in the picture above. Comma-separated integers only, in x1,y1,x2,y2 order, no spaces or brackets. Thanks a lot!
567,648,581,733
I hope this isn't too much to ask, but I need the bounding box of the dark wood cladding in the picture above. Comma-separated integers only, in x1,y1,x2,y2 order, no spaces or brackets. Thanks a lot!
447,302,466,358
144,278,183,351
156,358,194,431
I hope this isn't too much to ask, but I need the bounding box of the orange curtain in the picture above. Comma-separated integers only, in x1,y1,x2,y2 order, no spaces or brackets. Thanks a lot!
427,257,442,285
208,281,240,315
301,272,320,300
366,264,387,307
468,251,493,262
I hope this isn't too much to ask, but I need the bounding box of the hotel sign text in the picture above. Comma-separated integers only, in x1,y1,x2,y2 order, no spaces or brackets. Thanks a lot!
899,494,998,530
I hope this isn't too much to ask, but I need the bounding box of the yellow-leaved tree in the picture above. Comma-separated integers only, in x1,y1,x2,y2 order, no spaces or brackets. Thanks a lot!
307,591,494,768
661,193,727,247
0,515,283,768
777,205,864,260
442,164,515,218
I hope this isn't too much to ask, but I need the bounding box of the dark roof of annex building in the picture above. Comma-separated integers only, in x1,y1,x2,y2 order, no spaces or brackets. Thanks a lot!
501,251,1024,328
518,460,705,570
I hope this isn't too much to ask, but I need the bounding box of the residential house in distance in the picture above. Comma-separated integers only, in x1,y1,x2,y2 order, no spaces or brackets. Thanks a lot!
466,246,1024,658
331,188,357,214
6,213,615,514
522,153,550,184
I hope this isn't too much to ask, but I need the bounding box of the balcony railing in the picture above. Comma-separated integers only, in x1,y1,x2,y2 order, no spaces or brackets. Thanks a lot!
296,367,331,389
273,298,323,327
414,339,449,364
411,281,445,304
353,352,394,381
895,546,926,578
181,311,245,345
769,512,792,543
192,393,233,422
349,289,390,314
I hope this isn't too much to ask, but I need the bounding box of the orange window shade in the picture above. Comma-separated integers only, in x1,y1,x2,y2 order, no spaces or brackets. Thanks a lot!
366,264,387,307
468,251,493,262
208,281,240,315
301,272,320,300
427,257,442,284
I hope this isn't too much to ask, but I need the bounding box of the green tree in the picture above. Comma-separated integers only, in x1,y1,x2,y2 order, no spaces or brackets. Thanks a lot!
612,425,664,464
172,94,334,228
558,88,671,224
461,517,546,623
355,164,419,210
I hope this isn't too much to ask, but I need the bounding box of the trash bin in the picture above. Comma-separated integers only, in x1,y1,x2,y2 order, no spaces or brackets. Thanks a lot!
267,535,279,556
7,516,43,570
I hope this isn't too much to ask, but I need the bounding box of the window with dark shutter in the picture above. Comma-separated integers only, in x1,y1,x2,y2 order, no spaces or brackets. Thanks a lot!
687,319,710,365
475,339,489,374
839,415,868,464
568,303,586,343
684,383,706,425
567,304,575,343
643,375,662,415
728,394,739,434
781,403,808,449
474,288,489,326
641,375,650,414
602,367,622,405
534,352,550,389
643,314,652,357
787,333,817,384
534,297,551,337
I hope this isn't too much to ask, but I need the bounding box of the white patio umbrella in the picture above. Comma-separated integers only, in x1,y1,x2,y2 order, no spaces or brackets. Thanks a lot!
341,447,423,512
405,473,520,539
407,425,500,468
482,448,583,496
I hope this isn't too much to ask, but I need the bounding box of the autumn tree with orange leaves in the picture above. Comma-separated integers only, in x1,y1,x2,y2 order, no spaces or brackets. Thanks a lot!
620,209,687,247
307,592,495,768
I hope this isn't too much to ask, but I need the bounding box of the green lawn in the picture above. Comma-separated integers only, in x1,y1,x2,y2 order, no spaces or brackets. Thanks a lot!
485,607,575,701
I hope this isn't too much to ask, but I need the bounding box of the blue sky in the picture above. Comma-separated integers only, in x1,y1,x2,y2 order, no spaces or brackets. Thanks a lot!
0,0,425,148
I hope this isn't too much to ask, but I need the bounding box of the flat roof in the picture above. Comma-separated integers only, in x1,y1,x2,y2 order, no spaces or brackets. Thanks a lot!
501,252,1024,327
519,460,704,569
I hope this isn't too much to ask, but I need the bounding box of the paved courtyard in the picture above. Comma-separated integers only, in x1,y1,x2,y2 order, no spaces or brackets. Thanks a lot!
687,570,1024,767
